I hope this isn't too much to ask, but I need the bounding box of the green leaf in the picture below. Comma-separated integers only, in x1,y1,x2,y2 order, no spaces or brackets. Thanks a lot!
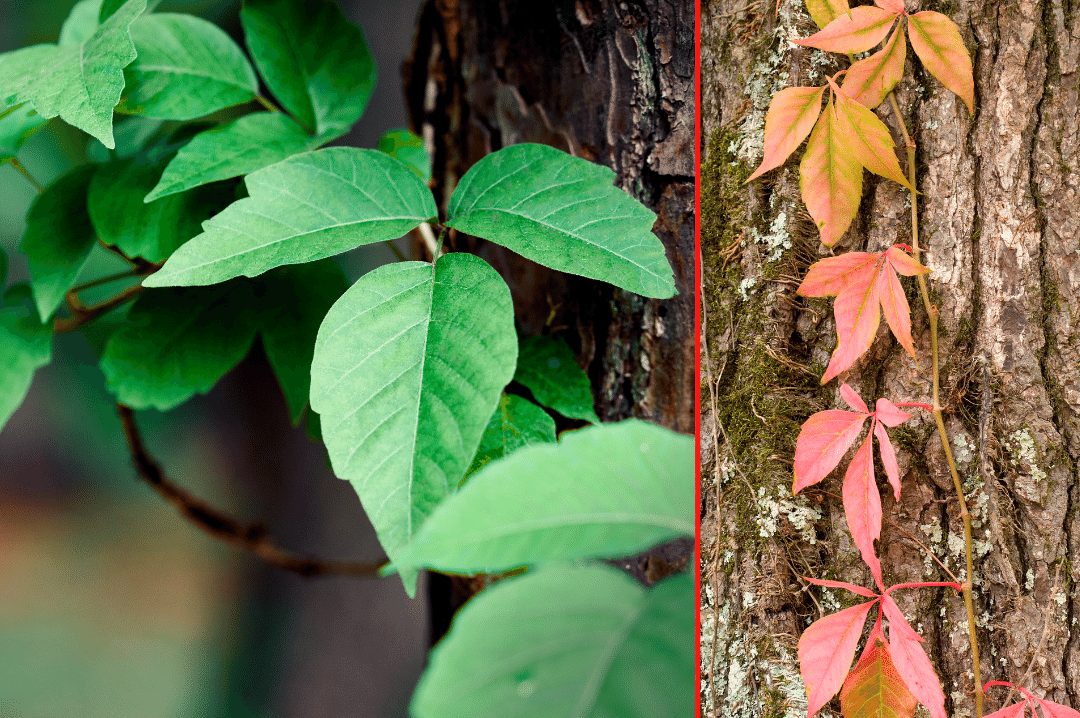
146,113,315,201
0,103,47,163
59,0,104,48
446,143,676,299
411,565,694,718
0,0,146,148
468,394,556,475
310,253,517,593
377,129,430,183
392,420,693,579
119,14,258,121
259,260,349,424
99,283,261,410
514,335,599,424
89,154,226,263
0,307,53,434
241,0,376,137
19,166,98,321
85,116,172,163
101,0,159,20
144,148,436,288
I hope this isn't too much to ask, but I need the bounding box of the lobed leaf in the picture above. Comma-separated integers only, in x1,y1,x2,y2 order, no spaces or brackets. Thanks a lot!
831,81,912,189
391,420,694,581
119,14,258,121
793,407,868,493
800,102,864,247
514,335,600,424
467,394,556,475
906,11,975,114
377,129,431,183
20,166,98,321
799,600,877,716
0,0,146,148
410,565,693,718
843,431,884,589
747,85,825,182
241,0,376,137
144,148,437,288
0,306,53,434
840,639,918,718
446,143,676,299
310,253,517,594
805,0,851,30
842,24,906,108
794,5,899,54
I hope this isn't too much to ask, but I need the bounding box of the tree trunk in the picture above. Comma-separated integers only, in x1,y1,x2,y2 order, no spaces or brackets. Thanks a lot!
700,0,1080,715
405,0,696,635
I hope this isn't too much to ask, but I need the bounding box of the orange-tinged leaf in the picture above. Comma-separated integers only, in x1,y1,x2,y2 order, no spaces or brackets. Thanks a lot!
799,600,877,716
839,639,918,718
805,0,851,30
885,246,928,276
878,255,916,354
1038,699,1080,718
842,431,884,589
906,11,975,113
747,85,826,182
888,630,946,718
800,104,863,247
795,6,898,54
831,79,913,189
985,704,1028,718
842,25,907,108
873,0,906,14
798,251,878,296
794,408,868,493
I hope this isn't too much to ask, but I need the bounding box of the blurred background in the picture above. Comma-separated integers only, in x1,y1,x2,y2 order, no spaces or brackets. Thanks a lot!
0,1,431,716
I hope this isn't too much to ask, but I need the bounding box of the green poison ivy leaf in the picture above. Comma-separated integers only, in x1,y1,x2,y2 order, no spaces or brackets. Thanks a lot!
411,565,694,718
377,129,431,183
0,0,146,148
241,0,376,137
514,335,599,424
20,166,98,321
119,14,259,121
468,394,556,475
392,420,693,578
144,148,436,288
99,283,261,410
446,143,676,298
0,103,47,164
310,253,517,594
89,153,226,263
0,306,53,434
146,113,316,201
259,260,349,425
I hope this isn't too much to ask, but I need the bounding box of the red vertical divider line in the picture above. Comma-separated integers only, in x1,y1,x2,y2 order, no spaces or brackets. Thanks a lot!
693,0,704,714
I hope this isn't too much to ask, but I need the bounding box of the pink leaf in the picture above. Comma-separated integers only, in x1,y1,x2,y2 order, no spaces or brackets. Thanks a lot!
889,630,947,718
823,256,881,383
798,252,878,297
874,0,906,14
842,24,907,108
842,432,884,589
984,703,1028,718
794,5,899,54
803,575,878,598
906,11,975,113
874,397,912,427
885,245,929,277
874,420,902,501
794,409,868,493
1038,699,1080,718
800,102,864,247
880,594,922,643
748,86,827,182
798,600,876,716
840,382,869,413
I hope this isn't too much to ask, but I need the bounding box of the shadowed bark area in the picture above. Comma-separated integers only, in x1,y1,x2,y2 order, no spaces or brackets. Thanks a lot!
700,0,1080,715
406,0,696,636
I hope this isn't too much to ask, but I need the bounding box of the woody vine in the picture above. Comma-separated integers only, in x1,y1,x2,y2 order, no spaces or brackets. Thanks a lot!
753,1,1078,717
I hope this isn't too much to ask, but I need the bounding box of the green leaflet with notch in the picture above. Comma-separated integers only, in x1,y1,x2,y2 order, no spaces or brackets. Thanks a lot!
310,253,517,594
0,305,53,434
241,0,376,138
467,394,556,476
514,335,600,424
144,148,437,288
146,113,316,201
411,565,694,718
446,143,677,299
391,419,694,579
377,129,431,183
20,166,98,321
99,283,261,411
0,0,146,149
119,14,258,121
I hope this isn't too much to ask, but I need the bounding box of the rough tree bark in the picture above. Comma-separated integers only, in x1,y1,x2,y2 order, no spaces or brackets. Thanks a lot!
405,0,696,634
700,0,1080,715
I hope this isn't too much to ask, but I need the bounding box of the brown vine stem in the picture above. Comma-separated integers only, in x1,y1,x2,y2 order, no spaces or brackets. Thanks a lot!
117,405,385,578
10,158,45,193
53,285,144,333
888,92,984,718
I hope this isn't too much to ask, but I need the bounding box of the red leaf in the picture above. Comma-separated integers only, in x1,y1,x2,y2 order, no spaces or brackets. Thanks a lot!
839,638,918,718
1038,699,1080,718
794,409,868,493
842,431,884,589
748,85,827,182
906,11,975,113
800,101,864,246
840,382,870,413
880,595,922,643
799,600,877,716
984,703,1028,718
874,398,911,428
888,629,947,718
873,0,906,14
874,420,902,500
830,79,913,190
842,24,907,108
804,575,879,598
805,0,851,30
795,5,899,54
